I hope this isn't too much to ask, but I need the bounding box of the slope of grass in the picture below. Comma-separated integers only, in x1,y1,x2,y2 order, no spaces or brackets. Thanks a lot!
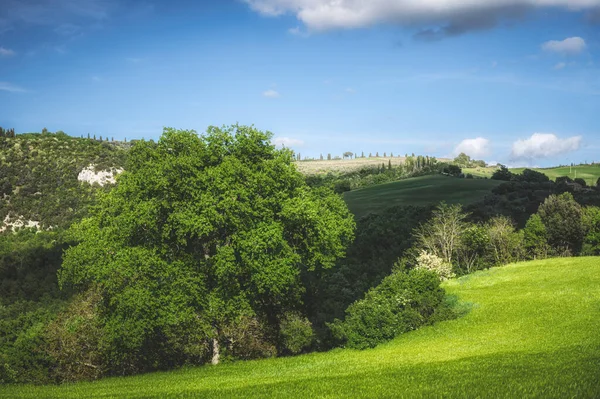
464,164,600,186
343,175,501,218
4,257,599,398
512,165,600,186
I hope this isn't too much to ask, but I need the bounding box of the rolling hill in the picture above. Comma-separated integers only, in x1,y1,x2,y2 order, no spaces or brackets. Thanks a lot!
4,257,599,398
464,164,600,186
343,175,502,218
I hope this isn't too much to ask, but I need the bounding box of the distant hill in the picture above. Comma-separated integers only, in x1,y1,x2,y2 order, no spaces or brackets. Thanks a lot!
0,133,127,231
343,175,502,218
464,164,600,187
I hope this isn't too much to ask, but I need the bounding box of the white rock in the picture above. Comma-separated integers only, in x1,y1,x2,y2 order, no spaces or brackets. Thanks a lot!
78,164,123,186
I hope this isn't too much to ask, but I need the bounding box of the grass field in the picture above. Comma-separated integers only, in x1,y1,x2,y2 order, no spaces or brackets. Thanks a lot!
343,175,501,218
464,164,600,186
3,257,599,398
294,157,452,175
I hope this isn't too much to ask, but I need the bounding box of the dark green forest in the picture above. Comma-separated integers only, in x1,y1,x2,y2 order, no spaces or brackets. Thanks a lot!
2,128,600,385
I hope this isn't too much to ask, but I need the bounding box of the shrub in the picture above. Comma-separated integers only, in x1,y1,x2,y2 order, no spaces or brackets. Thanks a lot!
329,269,446,349
333,180,352,194
516,169,549,183
485,216,524,266
582,206,600,256
537,193,584,254
457,225,490,274
574,178,587,187
523,214,552,259
279,312,314,355
45,288,105,381
415,251,454,280
220,315,276,361
491,165,513,181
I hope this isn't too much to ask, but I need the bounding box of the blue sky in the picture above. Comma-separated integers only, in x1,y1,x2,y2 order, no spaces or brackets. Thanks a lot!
1,0,599,166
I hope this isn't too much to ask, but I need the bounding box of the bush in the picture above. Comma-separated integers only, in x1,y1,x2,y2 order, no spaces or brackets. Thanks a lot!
582,206,600,256
491,165,513,181
485,216,524,265
280,312,314,355
516,169,549,183
574,178,587,187
220,315,276,361
333,180,352,194
415,251,454,280
45,288,105,381
523,214,551,259
537,193,584,254
329,269,446,349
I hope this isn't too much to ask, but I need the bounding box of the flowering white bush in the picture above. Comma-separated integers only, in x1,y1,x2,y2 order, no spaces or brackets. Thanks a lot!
416,250,455,280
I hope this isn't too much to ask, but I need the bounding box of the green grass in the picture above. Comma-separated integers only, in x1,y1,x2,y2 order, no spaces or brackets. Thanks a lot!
343,175,501,218
464,164,600,186
5,257,599,398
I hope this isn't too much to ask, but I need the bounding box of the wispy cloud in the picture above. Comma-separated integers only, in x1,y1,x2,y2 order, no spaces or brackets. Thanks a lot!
0,47,15,57
542,37,586,55
273,137,304,147
554,62,566,70
345,87,356,94
263,89,280,98
0,81,26,92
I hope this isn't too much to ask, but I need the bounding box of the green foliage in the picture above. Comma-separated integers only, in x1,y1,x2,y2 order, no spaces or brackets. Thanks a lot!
581,206,600,255
45,288,105,381
523,214,551,259
485,216,524,266
537,193,584,255
4,258,600,398
574,177,587,187
0,132,126,230
329,269,447,349
491,165,514,181
279,312,314,355
457,224,490,274
59,126,355,376
0,299,65,384
515,168,550,183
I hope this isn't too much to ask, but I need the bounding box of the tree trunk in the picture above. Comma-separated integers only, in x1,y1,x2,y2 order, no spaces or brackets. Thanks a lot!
211,338,220,365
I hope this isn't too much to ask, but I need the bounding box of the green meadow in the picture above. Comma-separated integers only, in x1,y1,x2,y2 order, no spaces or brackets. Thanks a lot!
343,175,501,218
464,164,600,186
4,256,599,398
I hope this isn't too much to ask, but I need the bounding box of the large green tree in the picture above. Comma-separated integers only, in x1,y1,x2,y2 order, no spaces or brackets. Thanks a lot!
59,126,355,374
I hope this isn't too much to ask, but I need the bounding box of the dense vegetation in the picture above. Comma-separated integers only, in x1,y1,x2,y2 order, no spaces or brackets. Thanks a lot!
0,131,126,229
2,128,600,391
4,257,599,398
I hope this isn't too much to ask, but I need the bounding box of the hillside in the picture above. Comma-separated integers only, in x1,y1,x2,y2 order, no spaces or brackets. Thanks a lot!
0,133,127,230
344,175,502,218
5,257,599,398
464,164,600,186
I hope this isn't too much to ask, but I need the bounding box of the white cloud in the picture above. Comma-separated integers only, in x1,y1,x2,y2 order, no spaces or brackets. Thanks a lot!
542,37,586,55
288,26,309,37
511,133,582,161
0,47,15,57
243,1,600,35
0,81,26,92
453,137,491,159
263,89,280,98
345,87,356,94
273,137,304,147
554,62,566,70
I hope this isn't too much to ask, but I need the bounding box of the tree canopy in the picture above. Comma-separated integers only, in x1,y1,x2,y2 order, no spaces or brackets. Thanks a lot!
59,125,355,374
